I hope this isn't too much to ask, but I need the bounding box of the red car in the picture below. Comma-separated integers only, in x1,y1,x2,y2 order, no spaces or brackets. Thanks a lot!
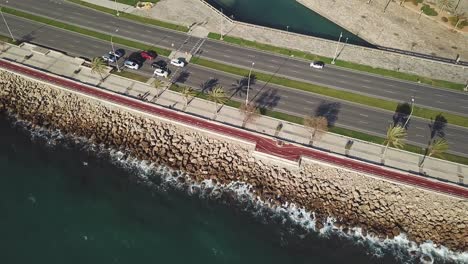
140,50,157,60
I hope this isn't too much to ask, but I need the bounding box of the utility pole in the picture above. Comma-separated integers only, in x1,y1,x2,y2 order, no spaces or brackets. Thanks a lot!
331,32,342,64
111,28,120,72
220,8,224,40
245,62,255,105
403,97,415,128
0,7,15,42
114,0,120,16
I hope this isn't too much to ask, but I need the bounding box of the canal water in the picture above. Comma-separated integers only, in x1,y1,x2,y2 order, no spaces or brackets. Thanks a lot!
206,0,370,46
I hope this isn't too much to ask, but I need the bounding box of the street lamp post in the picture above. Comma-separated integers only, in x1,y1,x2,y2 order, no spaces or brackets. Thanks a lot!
403,97,415,128
0,6,15,42
245,62,255,105
111,28,120,72
331,32,342,64
114,0,120,16
286,25,289,33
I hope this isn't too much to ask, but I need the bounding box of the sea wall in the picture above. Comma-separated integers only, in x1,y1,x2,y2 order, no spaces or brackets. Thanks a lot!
0,70,467,252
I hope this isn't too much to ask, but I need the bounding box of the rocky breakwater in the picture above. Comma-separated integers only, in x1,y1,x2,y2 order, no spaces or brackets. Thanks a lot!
0,69,467,252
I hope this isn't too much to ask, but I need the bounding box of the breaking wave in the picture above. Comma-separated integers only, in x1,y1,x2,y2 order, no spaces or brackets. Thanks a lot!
10,116,468,264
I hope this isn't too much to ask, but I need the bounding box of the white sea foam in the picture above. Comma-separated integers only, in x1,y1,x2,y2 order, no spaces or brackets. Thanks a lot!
11,117,468,264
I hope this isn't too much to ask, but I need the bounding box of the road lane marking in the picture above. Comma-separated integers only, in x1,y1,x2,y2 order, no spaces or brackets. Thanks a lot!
435,94,444,97
415,126,425,130
223,54,230,58
359,121,369,124
362,79,372,82
359,113,368,117
416,134,424,137
436,100,445,103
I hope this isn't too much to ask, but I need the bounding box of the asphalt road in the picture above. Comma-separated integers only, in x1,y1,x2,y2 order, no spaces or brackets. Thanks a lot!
4,59,467,198
4,0,468,117
2,14,468,157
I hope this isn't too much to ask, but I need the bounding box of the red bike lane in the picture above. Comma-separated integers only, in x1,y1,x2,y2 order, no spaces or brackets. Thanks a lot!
1,59,467,199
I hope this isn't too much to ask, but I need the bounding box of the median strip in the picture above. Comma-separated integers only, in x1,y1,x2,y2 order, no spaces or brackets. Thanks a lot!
191,57,468,128
1,6,172,57
207,33,465,91
66,0,188,32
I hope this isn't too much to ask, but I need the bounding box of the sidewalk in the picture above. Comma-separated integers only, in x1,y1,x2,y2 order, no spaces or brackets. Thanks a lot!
1,42,466,188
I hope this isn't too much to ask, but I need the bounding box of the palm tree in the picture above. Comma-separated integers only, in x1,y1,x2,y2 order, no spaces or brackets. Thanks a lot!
381,125,407,162
153,79,163,98
90,57,106,82
452,11,466,29
303,116,328,145
207,85,227,119
437,0,454,13
181,86,196,111
419,138,449,168
239,102,259,128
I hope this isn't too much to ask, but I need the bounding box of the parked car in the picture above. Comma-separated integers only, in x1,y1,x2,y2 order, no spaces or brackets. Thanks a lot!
124,60,140,70
151,60,168,69
153,68,169,78
310,61,325,69
102,53,118,63
170,58,187,67
110,49,125,58
140,50,157,60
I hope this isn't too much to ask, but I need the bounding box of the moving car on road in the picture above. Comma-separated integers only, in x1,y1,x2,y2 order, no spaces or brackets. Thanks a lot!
124,60,140,70
153,68,169,78
140,50,157,60
170,58,187,67
310,61,325,69
151,60,168,70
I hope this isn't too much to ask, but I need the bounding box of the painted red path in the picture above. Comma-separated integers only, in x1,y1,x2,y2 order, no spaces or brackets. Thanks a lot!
1,59,467,199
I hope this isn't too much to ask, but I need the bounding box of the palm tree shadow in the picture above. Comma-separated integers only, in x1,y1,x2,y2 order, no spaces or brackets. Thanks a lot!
250,56,291,103
254,89,281,114
314,101,341,127
200,78,219,93
429,114,447,140
393,102,411,128
173,70,190,84
229,74,256,100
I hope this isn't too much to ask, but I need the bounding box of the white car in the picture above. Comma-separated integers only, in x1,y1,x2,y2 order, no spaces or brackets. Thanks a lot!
153,68,169,78
124,60,140,70
310,61,325,69
170,58,186,67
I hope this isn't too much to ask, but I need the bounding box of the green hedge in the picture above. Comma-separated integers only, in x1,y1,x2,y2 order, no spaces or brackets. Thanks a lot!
421,4,438,16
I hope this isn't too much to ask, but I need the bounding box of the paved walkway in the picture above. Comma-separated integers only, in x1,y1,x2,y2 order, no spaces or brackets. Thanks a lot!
1,42,466,184
1,57,467,199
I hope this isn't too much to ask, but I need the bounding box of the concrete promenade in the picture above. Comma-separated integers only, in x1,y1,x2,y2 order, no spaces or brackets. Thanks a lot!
0,44,467,199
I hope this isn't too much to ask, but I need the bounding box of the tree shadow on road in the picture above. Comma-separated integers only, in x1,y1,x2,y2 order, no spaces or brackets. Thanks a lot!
173,70,190,84
199,78,219,93
229,74,256,100
254,89,280,114
314,101,341,127
393,102,412,128
429,114,447,140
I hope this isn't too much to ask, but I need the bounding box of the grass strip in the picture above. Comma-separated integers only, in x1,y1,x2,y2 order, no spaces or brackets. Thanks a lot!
169,84,468,165
67,0,188,32
114,0,159,5
207,33,465,91
0,35,19,45
191,57,468,128
1,6,171,57
112,70,149,83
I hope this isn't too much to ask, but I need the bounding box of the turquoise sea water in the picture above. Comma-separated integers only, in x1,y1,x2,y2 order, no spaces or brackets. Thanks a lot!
206,0,369,46
0,114,462,263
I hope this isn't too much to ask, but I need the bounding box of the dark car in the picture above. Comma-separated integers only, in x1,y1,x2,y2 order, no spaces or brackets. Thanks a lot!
151,60,167,69
110,49,125,58
140,50,157,60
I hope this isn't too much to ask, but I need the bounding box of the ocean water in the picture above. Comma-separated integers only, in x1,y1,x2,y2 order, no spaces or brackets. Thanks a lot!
0,113,464,264
206,0,369,46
